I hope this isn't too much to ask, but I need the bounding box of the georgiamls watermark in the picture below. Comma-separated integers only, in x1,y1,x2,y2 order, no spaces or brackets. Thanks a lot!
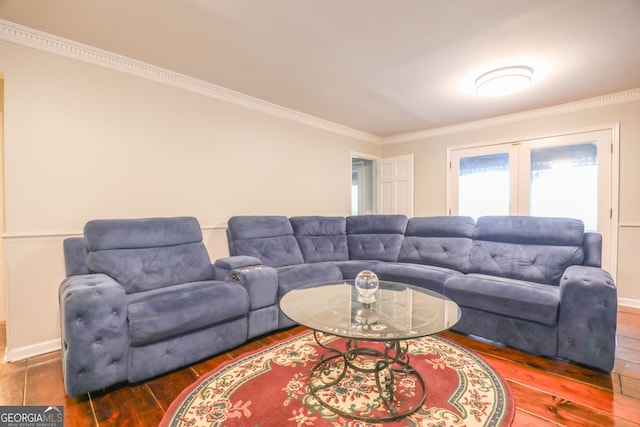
0,406,63,427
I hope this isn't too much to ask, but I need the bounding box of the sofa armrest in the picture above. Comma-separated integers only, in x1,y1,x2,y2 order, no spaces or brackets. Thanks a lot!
228,265,278,310
59,273,129,397
557,265,617,371
213,256,262,280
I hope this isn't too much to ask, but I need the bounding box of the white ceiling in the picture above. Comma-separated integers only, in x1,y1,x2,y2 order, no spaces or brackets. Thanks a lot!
1,0,639,138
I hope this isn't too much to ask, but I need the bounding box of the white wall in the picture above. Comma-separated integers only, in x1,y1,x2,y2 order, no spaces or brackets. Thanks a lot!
3,29,638,361
0,40,381,360
381,98,640,306
0,106,5,324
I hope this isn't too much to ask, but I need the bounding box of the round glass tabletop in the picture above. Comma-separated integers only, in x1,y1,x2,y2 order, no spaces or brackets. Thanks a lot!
279,280,460,341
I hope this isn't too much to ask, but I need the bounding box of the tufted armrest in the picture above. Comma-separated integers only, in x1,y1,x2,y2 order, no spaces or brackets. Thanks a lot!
59,273,129,397
557,265,617,371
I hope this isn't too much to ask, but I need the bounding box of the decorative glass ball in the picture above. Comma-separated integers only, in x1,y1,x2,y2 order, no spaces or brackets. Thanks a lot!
355,270,379,304
354,306,379,326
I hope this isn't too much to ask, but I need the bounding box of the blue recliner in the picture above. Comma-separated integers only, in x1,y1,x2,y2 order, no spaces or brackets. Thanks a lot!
59,217,251,397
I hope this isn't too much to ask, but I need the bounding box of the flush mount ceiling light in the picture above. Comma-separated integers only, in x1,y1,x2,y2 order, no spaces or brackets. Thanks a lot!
475,66,533,97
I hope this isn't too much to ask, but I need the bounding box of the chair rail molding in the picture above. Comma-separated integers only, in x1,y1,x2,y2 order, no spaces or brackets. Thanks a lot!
0,19,380,144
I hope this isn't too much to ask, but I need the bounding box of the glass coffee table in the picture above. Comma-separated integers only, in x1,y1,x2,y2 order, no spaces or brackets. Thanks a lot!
279,280,461,422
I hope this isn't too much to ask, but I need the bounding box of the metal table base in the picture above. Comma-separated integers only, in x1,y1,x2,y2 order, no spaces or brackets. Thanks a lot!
308,330,427,422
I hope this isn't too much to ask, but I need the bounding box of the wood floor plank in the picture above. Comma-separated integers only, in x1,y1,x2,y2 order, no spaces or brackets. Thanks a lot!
24,351,67,406
613,359,640,378
145,367,200,412
189,352,233,377
23,350,98,426
508,381,638,427
618,312,640,338
617,346,640,364
90,382,164,427
619,305,640,314
478,353,640,424
63,397,97,427
440,330,615,391
512,409,562,426
226,339,271,359
620,374,640,401
0,321,26,406
618,335,640,352
0,358,26,405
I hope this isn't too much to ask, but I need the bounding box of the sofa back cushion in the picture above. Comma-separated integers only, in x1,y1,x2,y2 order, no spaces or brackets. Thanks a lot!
226,216,304,268
399,216,475,272
346,215,408,261
469,216,585,285
290,216,348,263
85,217,214,294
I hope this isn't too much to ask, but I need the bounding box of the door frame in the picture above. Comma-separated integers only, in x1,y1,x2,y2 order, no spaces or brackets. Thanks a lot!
446,123,620,277
350,151,380,215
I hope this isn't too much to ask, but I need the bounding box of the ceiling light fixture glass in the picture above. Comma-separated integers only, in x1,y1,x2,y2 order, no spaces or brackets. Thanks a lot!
475,66,533,97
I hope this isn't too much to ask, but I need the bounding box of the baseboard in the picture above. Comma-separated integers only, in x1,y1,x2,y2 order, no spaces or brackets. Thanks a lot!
618,297,640,309
3,338,61,363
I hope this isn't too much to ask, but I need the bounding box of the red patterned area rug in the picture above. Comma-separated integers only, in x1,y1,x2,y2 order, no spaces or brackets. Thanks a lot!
160,330,514,427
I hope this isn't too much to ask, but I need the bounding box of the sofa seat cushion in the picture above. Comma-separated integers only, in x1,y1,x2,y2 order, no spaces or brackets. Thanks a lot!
276,263,343,296
373,262,462,294
127,280,249,346
444,274,560,327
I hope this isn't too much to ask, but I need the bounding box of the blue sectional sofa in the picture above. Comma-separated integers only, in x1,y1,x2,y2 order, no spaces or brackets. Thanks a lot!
220,214,617,372
59,214,617,397
60,217,255,397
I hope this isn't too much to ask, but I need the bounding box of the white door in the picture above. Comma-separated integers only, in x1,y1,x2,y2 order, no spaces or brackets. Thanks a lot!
448,128,616,271
377,154,414,216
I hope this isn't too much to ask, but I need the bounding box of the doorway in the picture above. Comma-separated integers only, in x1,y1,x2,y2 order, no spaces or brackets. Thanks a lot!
351,156,376,215
447,127,617,271
351,153,415,217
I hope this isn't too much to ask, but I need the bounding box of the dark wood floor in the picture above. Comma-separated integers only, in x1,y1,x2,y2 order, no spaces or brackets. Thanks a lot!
1,306,639,426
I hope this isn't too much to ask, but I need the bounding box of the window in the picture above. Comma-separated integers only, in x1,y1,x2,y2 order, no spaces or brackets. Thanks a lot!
448,128,616,270
459,152,510,219
529,143,598,231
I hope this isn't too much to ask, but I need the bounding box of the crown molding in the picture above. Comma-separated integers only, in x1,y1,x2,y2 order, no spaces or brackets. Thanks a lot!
0,19,381,144
382,88,640,144
3,19,638,147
